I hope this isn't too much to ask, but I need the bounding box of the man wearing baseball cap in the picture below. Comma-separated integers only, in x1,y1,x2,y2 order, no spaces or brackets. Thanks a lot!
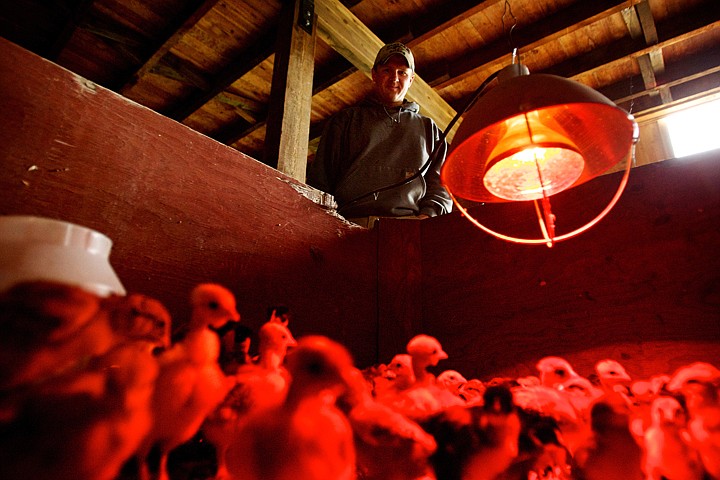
307,42,451,227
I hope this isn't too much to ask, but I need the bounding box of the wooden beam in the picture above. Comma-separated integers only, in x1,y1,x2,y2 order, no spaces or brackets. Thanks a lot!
635,0,658,45
164,28,278,121
215,92,265,122
637,52,658,89
570,21,720,84
117,0,221,94
263,0,317,180
150,52,212,90
314,0,457,133
392,0,505,45
621,5,644,40
613,64,720,105
431,0,631,89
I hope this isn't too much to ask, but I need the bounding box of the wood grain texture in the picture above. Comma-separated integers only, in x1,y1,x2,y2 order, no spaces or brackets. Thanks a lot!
0,37,380,368
265,0,316,180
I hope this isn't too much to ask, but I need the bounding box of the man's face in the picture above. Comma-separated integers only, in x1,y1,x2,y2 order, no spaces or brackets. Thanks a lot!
372,55,414,106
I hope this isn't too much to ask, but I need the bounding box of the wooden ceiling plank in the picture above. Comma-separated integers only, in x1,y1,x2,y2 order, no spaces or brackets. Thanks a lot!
432,0,631,90
212,117,254,144
398,0,504,45
78,18,146,48
150,52,212,90
526,2,719,82
613,64,720,105
215,92,265,115
573,21,720,82
210,93,268,144
449,15,720,116
163,27,278,121
312,60,356,94
118,0,222,94
314,0,456,131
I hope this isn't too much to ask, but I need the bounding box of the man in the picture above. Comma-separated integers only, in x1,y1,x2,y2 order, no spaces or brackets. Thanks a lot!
307,42,452,226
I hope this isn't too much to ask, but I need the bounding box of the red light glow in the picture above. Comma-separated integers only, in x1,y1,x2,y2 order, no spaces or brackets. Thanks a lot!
484,145,584,201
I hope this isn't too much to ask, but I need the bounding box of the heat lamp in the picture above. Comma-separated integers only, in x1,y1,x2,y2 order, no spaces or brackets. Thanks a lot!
441,62,639,247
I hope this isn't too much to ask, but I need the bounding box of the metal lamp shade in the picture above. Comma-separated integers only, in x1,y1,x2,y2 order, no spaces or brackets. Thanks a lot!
442,73,638,203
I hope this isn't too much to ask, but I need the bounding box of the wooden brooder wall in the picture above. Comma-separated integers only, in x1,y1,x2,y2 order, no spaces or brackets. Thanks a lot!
0,38,380,368
413,152,720,381
2,37,718,380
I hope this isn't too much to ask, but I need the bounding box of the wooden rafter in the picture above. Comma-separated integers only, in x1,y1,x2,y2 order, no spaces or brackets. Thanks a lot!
431,0,631,90
163,27,278,120
117,0,222,93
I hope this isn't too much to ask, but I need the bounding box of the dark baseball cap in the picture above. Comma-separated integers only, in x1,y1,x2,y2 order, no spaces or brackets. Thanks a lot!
373,42,415,71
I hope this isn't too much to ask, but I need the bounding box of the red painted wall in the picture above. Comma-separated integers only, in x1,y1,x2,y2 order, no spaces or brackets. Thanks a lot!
416,153,720,381
0,38,380,368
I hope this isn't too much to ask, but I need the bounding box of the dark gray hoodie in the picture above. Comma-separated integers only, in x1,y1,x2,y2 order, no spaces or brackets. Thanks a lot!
307,97,452,219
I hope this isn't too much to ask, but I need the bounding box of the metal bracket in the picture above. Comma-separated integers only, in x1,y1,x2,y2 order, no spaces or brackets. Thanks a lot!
298,0,314,34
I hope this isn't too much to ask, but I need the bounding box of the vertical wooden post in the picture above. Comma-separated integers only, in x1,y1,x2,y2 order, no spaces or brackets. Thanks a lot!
264,0,316,182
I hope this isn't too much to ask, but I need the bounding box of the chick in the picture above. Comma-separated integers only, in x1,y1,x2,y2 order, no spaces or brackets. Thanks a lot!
0,284,169,480
512,383,589,456
497,409,571,480
338,367,437,480
458,379,487,406
407,334,448,386
226,335,358,480
385,335,464,419
667,362,720,392
422,385,521,480
595,359,632,396
558,377,604,422
643,395,704,480
376,353,416,398
536,356,581,389
437,369,469,397
683,380,720,479
0,346,159,480
572,393,644,480
667,362,720,479
203,320,296,479
0,280,117,390
136,283,239,480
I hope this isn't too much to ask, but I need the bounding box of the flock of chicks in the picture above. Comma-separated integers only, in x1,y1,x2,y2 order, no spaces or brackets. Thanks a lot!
0,280,718,480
